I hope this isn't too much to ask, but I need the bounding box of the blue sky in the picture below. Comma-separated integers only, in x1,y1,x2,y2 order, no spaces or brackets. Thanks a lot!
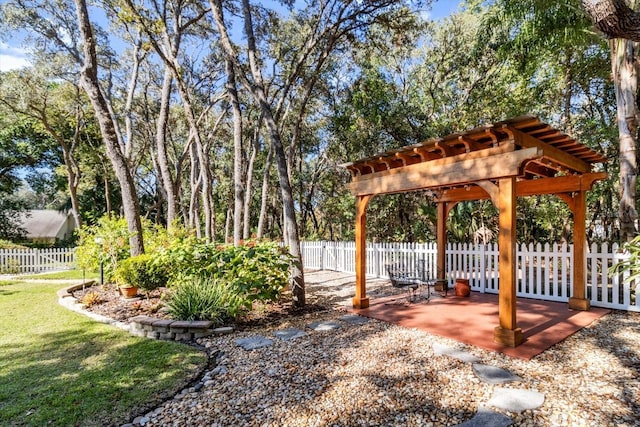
0,1,461,72
429,0,461,20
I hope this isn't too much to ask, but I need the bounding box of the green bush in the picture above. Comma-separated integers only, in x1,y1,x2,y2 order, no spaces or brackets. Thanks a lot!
0,240,27,249
75,215,173,283
115,253,168,293
75,216,132,282
165,276,248,322
158,240,292,303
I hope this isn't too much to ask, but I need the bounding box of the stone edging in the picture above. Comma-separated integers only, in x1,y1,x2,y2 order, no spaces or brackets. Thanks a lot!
57,282,234,342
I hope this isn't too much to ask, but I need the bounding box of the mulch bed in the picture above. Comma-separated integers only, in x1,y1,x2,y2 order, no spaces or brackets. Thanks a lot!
71,283,332,329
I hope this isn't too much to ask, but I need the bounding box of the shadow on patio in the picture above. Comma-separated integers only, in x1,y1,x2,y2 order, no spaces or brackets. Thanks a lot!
349,289,610,360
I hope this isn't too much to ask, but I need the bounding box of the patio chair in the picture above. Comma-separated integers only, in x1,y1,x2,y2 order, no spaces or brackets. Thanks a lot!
416,259,438,297
385,263,423,302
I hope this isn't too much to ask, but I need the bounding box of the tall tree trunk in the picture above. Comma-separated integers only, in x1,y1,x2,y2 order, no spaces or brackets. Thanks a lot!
257,145,273,239
243,123,261,239
242,0,305,305
38,112,82,229
211,0,305,305
74,0,144,255
102,160,112,215
156,67,179,226
227,59,244,245
195,137,214,242
225,207,232,243
610,38,639,240
583,1,640,241
189,142,202,238
123,37,142,160
122,0,213,239
582,0,640,41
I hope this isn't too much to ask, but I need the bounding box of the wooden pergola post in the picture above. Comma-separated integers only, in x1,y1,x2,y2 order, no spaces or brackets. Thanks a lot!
568,189,591,311
494,177,524,347
353,195,372,309
435,201,448,292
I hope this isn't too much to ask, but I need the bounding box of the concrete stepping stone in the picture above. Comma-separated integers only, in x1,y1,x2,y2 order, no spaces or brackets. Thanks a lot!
339,314,370,325
308,320,342,331
433,343,481,363
273,328,307,341
487,387,545,413
235,336,273,350
473,364,522,384
455,406,512,427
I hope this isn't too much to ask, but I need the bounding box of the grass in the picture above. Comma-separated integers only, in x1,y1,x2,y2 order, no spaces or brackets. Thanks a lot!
0,280,207,426
16,269,98,281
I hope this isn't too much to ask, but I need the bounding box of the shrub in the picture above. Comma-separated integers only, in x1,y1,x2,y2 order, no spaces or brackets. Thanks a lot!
158,240,292,303
75,215,171,283
75,216,132,282
165,276,248,322
115,253,169,293
0,240,27,249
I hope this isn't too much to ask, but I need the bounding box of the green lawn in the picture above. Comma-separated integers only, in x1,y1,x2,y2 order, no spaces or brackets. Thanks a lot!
0,280,207,426
17,269,98,281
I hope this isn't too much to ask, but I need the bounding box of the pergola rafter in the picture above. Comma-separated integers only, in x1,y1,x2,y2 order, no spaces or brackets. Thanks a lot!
342,115,607,347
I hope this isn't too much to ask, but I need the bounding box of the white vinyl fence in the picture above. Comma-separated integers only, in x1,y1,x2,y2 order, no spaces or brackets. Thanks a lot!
0,248,76,274
300,241,639,312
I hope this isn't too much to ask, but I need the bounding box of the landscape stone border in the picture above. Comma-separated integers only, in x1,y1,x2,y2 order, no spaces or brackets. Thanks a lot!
57,282,234,342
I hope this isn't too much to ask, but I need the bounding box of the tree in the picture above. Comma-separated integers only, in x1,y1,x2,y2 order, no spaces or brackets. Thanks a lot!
0,70,85,229
73,0,145,255
582,0,640,40
0,114,55,240
581,0,640,241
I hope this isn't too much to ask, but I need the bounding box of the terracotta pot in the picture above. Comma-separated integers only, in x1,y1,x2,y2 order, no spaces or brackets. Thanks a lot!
454,279,471,297
120,286,138,298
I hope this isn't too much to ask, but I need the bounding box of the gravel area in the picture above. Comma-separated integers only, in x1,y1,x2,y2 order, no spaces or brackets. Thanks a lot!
128,271,640,427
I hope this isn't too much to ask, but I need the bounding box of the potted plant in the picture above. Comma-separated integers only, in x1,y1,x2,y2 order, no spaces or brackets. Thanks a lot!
115,253,169,299
118,283,139,298
115,257,141,298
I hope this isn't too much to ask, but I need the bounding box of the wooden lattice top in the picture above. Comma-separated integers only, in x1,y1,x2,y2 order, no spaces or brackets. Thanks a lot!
343,115,606,181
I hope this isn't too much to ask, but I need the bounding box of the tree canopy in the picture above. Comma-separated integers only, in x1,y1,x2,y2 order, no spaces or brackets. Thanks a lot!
0,0,632,252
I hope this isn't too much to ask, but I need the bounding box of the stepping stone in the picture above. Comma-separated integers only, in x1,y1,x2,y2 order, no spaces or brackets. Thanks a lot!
473,364,522,384
273,328,307,341
433,343,481,363
307,320,342,331
487,387,545,413
339,314,370,325
235,336,273,350
455,406,512,427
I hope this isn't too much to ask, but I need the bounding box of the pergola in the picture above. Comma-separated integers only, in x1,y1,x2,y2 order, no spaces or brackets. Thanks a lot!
343,115,607,347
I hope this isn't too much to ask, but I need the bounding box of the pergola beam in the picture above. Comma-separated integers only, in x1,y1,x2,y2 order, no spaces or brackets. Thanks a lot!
348,147,542,197
510,127,591,173
435,172,607,203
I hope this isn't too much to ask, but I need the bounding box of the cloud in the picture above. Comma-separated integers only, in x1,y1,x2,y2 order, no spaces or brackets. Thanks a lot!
0,42,31,71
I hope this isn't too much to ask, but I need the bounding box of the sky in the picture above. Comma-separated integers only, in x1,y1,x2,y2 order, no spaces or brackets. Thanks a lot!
429,0,462,20
0,0,461,72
